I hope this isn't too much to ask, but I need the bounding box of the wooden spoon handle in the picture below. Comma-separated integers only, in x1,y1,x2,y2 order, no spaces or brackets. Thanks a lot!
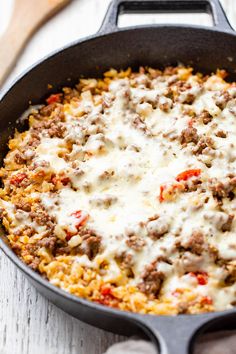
0,0,70,87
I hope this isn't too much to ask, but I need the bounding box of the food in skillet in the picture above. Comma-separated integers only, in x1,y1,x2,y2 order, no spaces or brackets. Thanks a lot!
0,66,235,315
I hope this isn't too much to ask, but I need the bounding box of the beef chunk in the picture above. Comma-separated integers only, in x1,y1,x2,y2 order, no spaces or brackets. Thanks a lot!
126,235,146,251
28,257,40,271
182,230,205,255
180,127,199,145
193,136,215,155
197,110,213,125
30,208,55,227
15,200,31,212
209,176,236,200
204,211,234,232
80,230,101,259
115,252,134,270
215,91,232,110
215,130,227,138
146,216,170,239
138,262,164,297
14,152,26,165
221,214,234,232
38,236,57,252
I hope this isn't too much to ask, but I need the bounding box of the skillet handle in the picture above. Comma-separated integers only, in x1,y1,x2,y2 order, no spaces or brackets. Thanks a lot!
133,311,236,354
99,0,234,34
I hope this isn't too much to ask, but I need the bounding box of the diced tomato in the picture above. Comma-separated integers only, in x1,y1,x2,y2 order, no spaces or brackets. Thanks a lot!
190,271,208,285
159,184,166,202
10,173,27,186
66,231,74,241
46,93,62,105
51,175,57,185
197,273,208,285
159,182,184,202
96,285,119,307
61,177,70,186
176,169,201,182
76,215,89,228
71,210,89,228
101,285,112,296
201,296,213,305
71,210,82,218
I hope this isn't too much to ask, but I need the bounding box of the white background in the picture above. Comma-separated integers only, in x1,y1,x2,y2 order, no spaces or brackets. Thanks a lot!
0,1,235,353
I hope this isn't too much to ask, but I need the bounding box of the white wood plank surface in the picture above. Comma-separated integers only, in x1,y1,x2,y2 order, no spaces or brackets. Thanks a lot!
0,1,235,354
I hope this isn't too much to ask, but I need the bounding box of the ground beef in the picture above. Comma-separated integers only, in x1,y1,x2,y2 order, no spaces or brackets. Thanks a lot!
48,122,66,138
33,117,66,138
55,244,71,256
184,177,202,192
193,136,215,155
146,216,170,239
177,301,191,314
15,200,31,212
215,130,227,138
39,103,63,117
131,115,149,134
38,236,57,252
180,127,199,145
30,207,55,228
225,261,236,285
115,252,134,270
14,152,26,165
138,261,164,297
28,132,41,148
204,211,234,232
197,110,213,125
79,230,102,260
158,96,173,112
209,176,236,200
126,235,146,251
221,214,234,232
182,230,205,255
215,91,232,110
22,226,34,237
29,160,50,171
28,257,40,271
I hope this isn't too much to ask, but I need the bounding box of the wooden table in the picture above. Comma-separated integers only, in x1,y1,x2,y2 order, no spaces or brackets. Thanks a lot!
0,1,235,353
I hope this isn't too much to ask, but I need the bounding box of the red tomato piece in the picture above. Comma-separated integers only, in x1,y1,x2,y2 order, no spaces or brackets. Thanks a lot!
176,169,201,182
46,93,62,105
71,210,89,228
201,296,213,305
190,272,208,285
66,231,74,241
51,175,57,185
61,177,70,186
101,286,112,296
159,184,166,202
71,210,82,218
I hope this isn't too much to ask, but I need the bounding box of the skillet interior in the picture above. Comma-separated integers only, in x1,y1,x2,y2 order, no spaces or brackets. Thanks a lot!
1,24,236,353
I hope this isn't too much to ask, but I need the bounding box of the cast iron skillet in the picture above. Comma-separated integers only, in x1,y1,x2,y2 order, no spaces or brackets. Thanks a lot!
0,0,236,353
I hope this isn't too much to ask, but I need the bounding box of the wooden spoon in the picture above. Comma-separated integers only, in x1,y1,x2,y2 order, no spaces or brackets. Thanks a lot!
0,0,71,87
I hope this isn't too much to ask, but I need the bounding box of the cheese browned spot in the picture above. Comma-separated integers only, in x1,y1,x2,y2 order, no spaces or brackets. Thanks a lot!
0,66,235,315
